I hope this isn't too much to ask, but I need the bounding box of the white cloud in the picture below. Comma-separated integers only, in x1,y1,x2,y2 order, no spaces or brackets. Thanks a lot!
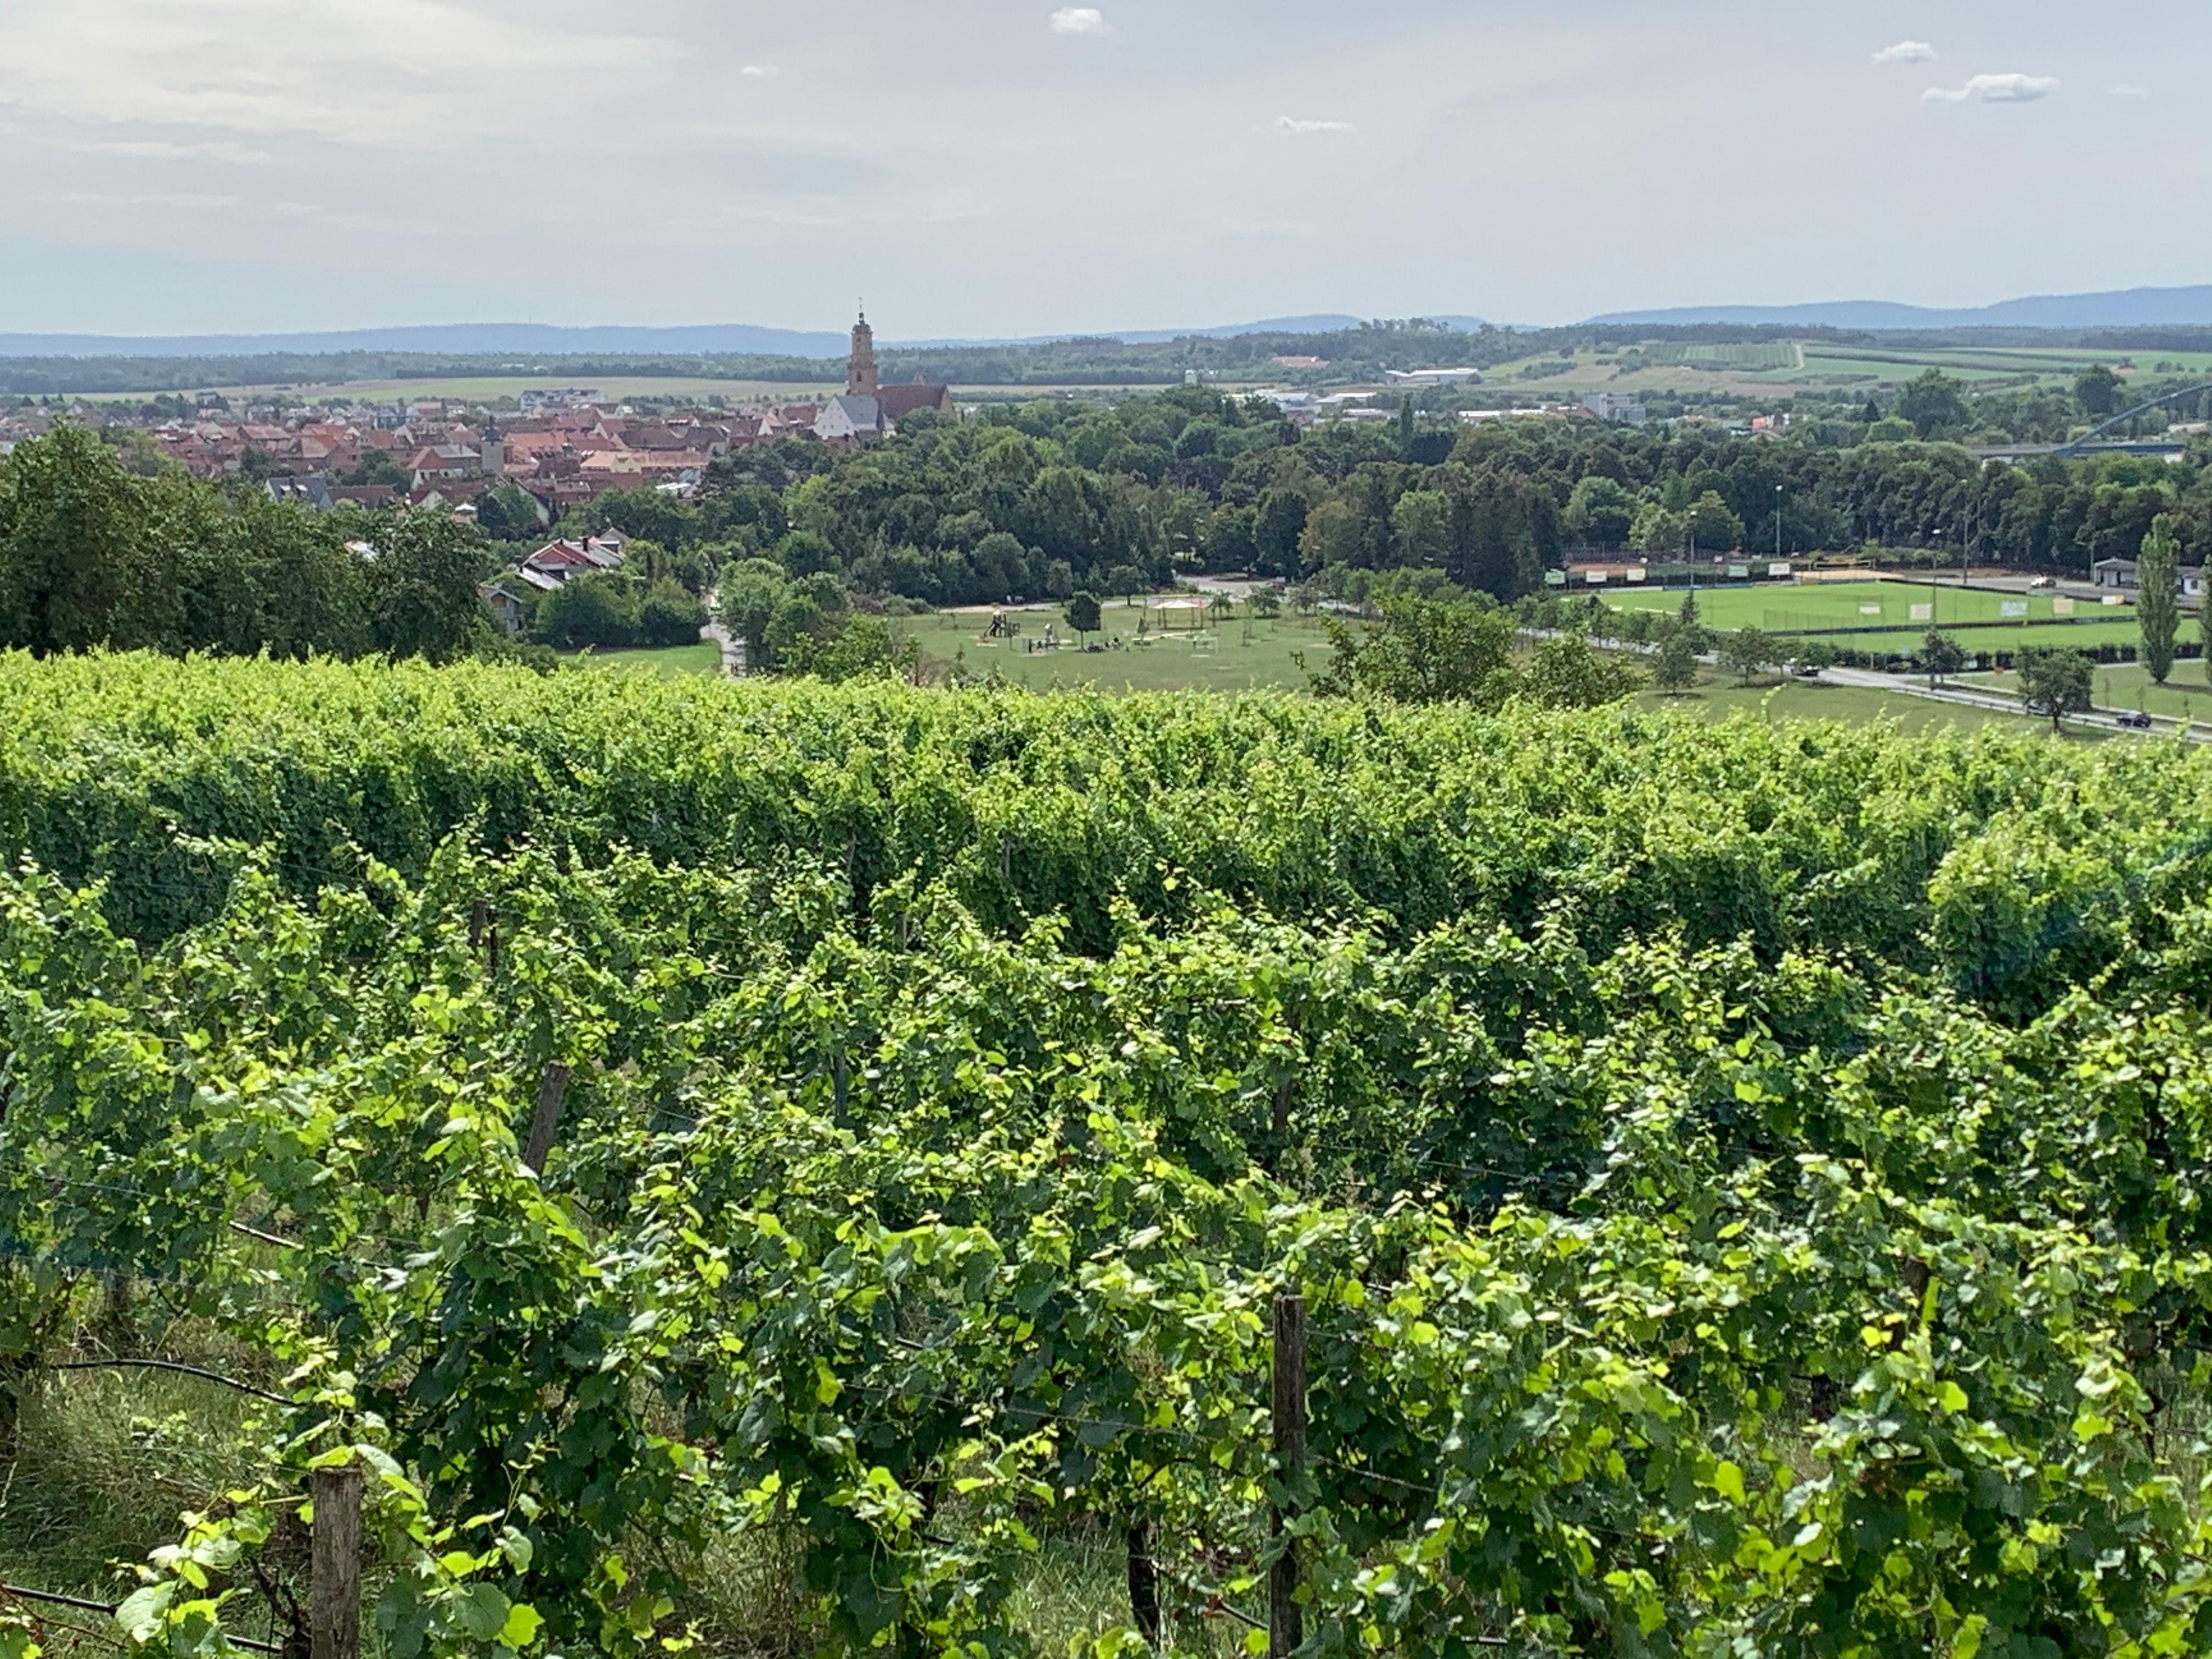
2109,83,2151,98
1277,116,1355,135
741,64,778,78
0,0,678,149
1871,41,1936,65
1922,73,2060,104
1049,8,1108,36
88,138,273,164
39,190,244,210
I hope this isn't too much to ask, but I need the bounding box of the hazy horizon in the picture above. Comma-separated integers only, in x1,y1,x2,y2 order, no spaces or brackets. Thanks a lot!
1,1,2205,338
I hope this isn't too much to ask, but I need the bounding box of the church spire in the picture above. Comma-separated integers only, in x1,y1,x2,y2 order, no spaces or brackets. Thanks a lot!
848,306,878,398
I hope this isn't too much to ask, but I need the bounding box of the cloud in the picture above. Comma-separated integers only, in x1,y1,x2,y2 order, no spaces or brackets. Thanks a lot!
1922,73,2060,104
39,190,244,210
1277,116,1355,135
1049,8,1107,36
0,0,678,150
88,138,273,164
1871,41,1936,65
2109,83,2151,98
741,64,778,78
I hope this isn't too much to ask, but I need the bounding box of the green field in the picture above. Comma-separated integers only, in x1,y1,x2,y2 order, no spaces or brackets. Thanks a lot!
1600,578,2126,630
908,600,1335,693
1637,669,2098,736
1818,619,2143,654
1963,660,2212,725
555,640,724,677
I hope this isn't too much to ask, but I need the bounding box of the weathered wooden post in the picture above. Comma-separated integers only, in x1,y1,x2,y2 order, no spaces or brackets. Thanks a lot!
1270,1293,1307,1658
310,1462,363,1659
524,1062,570,1175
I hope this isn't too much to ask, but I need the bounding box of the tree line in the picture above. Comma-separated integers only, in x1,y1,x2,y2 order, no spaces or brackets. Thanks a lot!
0,424,490,662
562,387,2212,613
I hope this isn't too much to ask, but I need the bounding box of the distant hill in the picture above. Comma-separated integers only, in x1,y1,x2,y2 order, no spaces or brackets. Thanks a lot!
1586,285,2212,331
0,323,853,360
0,314,1493,360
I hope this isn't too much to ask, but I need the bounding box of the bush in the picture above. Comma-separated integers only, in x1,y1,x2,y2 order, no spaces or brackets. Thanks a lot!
637,580,707,648
534,572,640,649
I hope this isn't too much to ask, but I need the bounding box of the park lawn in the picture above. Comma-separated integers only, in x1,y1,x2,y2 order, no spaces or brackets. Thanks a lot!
1600,578,2126,632
1961,660,2212,726
556,641,724,678
906,601,1336,694
1640,670,2111,738
1815,619,2145,656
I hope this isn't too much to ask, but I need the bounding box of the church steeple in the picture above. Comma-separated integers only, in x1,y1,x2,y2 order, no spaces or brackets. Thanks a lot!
848,306,878,397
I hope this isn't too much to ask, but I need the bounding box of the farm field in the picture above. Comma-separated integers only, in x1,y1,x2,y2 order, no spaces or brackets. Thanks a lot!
126,374,844,406
1599,577,2126,631
1465,340,2212,400
6,655,2212,1658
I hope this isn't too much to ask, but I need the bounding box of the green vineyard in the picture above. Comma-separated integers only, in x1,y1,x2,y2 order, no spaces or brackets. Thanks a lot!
7,654,2212,1658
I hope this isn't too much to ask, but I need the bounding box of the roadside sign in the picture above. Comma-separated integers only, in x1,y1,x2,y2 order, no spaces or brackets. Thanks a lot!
2052,597,2075,616
1728,565,1749,579
1768,562,1791,578
1584,570,1607,584
1626,567,1647,583
1545,570,1567,586
1859,604,1882,616
1910,603,1933,622
2104,594,2124,606
2001,601,2028,618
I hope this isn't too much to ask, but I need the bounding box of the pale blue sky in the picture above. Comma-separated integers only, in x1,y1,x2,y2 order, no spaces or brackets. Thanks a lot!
0,0,2201,337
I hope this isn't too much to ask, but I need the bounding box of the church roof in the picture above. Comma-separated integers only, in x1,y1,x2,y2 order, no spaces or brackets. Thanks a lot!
876,383,950,419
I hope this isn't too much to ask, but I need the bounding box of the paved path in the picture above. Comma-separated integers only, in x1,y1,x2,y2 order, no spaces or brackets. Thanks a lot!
1820,665,2212,743
702,620,747,678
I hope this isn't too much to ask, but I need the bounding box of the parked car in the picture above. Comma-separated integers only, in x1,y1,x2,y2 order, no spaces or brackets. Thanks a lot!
2028,576,2057,589
2116,710,2154,730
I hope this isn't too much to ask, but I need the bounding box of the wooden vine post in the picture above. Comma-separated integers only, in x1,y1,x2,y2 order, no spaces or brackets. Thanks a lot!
1271,1292,1307,1658
469,898,488,954
310,1461,364,1659
524,1062,571,1175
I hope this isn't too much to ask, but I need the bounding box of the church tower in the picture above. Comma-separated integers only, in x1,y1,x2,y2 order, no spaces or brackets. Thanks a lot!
847,308,879,398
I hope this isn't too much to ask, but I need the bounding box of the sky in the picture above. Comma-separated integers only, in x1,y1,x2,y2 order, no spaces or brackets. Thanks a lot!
0,0,2204,340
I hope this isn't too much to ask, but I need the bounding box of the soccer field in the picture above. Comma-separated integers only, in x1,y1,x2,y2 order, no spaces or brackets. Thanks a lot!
1600,578,2131,636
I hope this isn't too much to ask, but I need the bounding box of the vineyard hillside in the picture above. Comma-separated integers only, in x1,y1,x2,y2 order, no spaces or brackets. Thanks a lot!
6,653,2212,1657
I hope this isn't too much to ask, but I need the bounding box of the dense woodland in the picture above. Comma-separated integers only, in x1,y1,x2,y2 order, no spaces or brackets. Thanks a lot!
578,384,2212,611
4,375,2209,667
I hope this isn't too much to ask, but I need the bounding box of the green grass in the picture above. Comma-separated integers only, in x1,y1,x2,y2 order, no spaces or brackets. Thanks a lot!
1601,578,2126,631
1817,619,2143,654
1963,660,2212,726
1635,669,2097,736
555,640,723,678
908,600,1335,693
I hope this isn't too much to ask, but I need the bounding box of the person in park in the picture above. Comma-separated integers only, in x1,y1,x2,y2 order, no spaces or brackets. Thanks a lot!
2017,646,2094,732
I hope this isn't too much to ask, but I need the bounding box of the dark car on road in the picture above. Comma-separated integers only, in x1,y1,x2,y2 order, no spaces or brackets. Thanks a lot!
2116,711,2154,730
